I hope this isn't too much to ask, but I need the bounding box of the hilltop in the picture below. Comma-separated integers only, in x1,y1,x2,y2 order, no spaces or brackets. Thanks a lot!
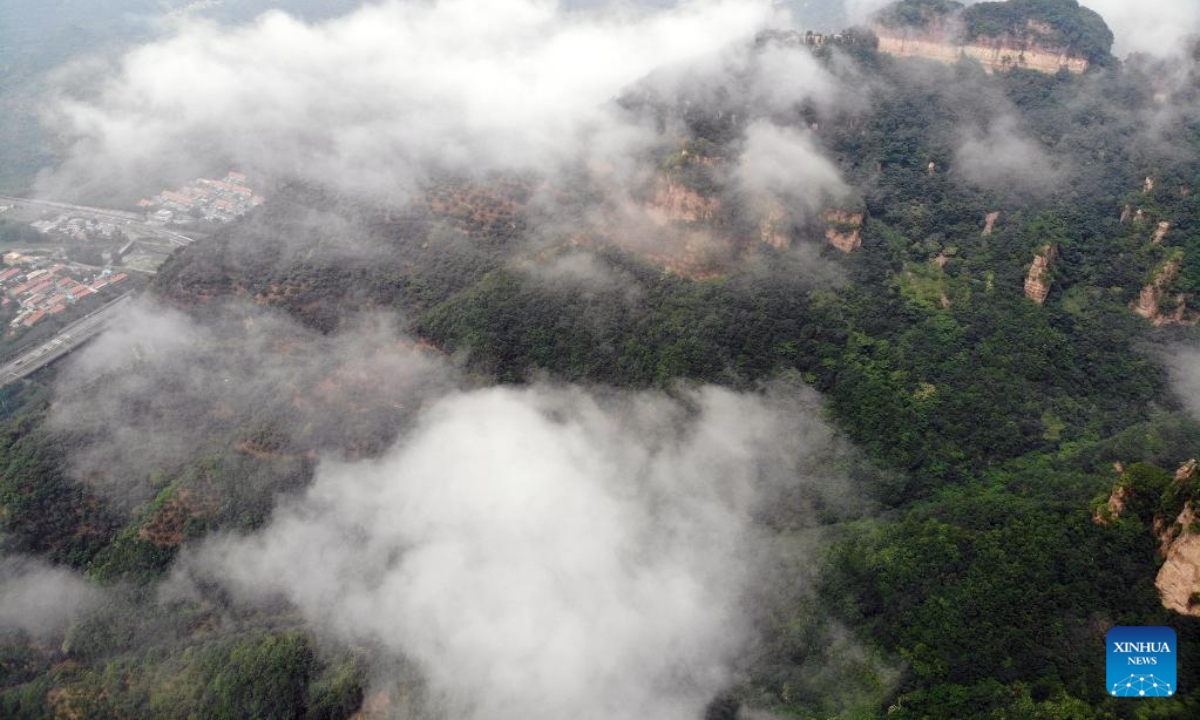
872,0,1114,73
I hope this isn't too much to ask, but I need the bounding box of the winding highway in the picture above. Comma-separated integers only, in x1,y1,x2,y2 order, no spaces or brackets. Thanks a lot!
0,291,135,386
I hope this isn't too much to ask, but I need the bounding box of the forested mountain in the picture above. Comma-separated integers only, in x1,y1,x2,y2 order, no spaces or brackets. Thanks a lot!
2,1,1200,718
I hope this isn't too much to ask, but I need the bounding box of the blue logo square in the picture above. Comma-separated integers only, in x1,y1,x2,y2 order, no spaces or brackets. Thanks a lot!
1107,626,1177,697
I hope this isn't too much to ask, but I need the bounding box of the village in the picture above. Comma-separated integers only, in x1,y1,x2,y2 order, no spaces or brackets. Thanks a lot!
0,251,128,330
29,214,124,241
138,170,265,225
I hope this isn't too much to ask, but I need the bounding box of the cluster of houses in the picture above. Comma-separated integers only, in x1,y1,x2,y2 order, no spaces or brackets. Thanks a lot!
754,28,872,49
30,215,121,241
138,171,265,225
0,254,128,329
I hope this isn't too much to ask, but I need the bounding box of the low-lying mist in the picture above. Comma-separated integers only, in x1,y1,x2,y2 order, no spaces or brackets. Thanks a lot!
38,291,869,716
175,382,847,719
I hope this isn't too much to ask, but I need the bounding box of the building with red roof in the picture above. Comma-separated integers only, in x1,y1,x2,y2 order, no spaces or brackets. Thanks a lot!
27,280,55,296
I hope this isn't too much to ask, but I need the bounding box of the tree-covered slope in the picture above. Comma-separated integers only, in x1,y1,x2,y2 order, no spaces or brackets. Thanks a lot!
2,17,1200,720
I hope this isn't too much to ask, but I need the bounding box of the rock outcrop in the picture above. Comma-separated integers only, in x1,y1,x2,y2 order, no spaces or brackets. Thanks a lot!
1154,221,1171,243
1093,484,1129,525
759,203,790,250
1097,460,1200,616
648,178,720,223
982,211,1000,236
1157,501,1200,617
870,0,1112,74
1132,257,1199,326
1024,245,1056,304
873,24,1090,74
824,210,865,253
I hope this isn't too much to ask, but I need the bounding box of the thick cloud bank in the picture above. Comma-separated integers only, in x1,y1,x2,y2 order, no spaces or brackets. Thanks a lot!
0,555,100,641
48,299,454,508
1084,0,1200,58
183,383,834,719
39,0,784,203
736,120,850,213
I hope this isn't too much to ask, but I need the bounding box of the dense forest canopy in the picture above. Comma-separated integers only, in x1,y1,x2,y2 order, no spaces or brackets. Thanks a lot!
963,0,1115,60
873,0,965,28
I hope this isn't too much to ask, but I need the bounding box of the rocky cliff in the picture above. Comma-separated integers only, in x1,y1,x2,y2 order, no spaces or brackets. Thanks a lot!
870,0,1111,75
1157,503,1200,616
1024,245,1056,304
1132,256,1199,327
647,178,721,224
1156,461,1200,617
982,211,1000,236
824,210,865,253
1096,461,1200,616
1093,484,1128,525
873,24,1089,74
759,201,790,250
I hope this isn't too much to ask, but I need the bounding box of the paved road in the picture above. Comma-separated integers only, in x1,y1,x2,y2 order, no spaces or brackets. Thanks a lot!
0,292,135,386
0,195,195,247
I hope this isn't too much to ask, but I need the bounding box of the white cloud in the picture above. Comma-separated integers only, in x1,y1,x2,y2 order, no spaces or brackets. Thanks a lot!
1170,346,1200,420
181,382,840,719
38,0,784,203
953,114,1063,194
48,299,455,508
0,555,101,641
844,0,896,24
1083,0,1200,58
735,120,849,215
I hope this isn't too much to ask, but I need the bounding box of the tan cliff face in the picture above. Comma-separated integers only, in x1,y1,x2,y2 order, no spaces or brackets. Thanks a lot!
1097,460,1200,616
1154,221,1171,243
1093,484,1129,525
647,178,721,224
1157,502,1200,617
872,25,1089,75
759,201,790,250
982,211,1000,237
567,168,739,280
1154,460,1200,617
1178,460,1198,482
824,210,865,253
1132,258,1199,327
1024,245,1056,304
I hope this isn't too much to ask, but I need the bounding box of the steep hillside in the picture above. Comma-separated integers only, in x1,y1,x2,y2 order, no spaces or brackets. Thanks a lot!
3,10,1200,720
